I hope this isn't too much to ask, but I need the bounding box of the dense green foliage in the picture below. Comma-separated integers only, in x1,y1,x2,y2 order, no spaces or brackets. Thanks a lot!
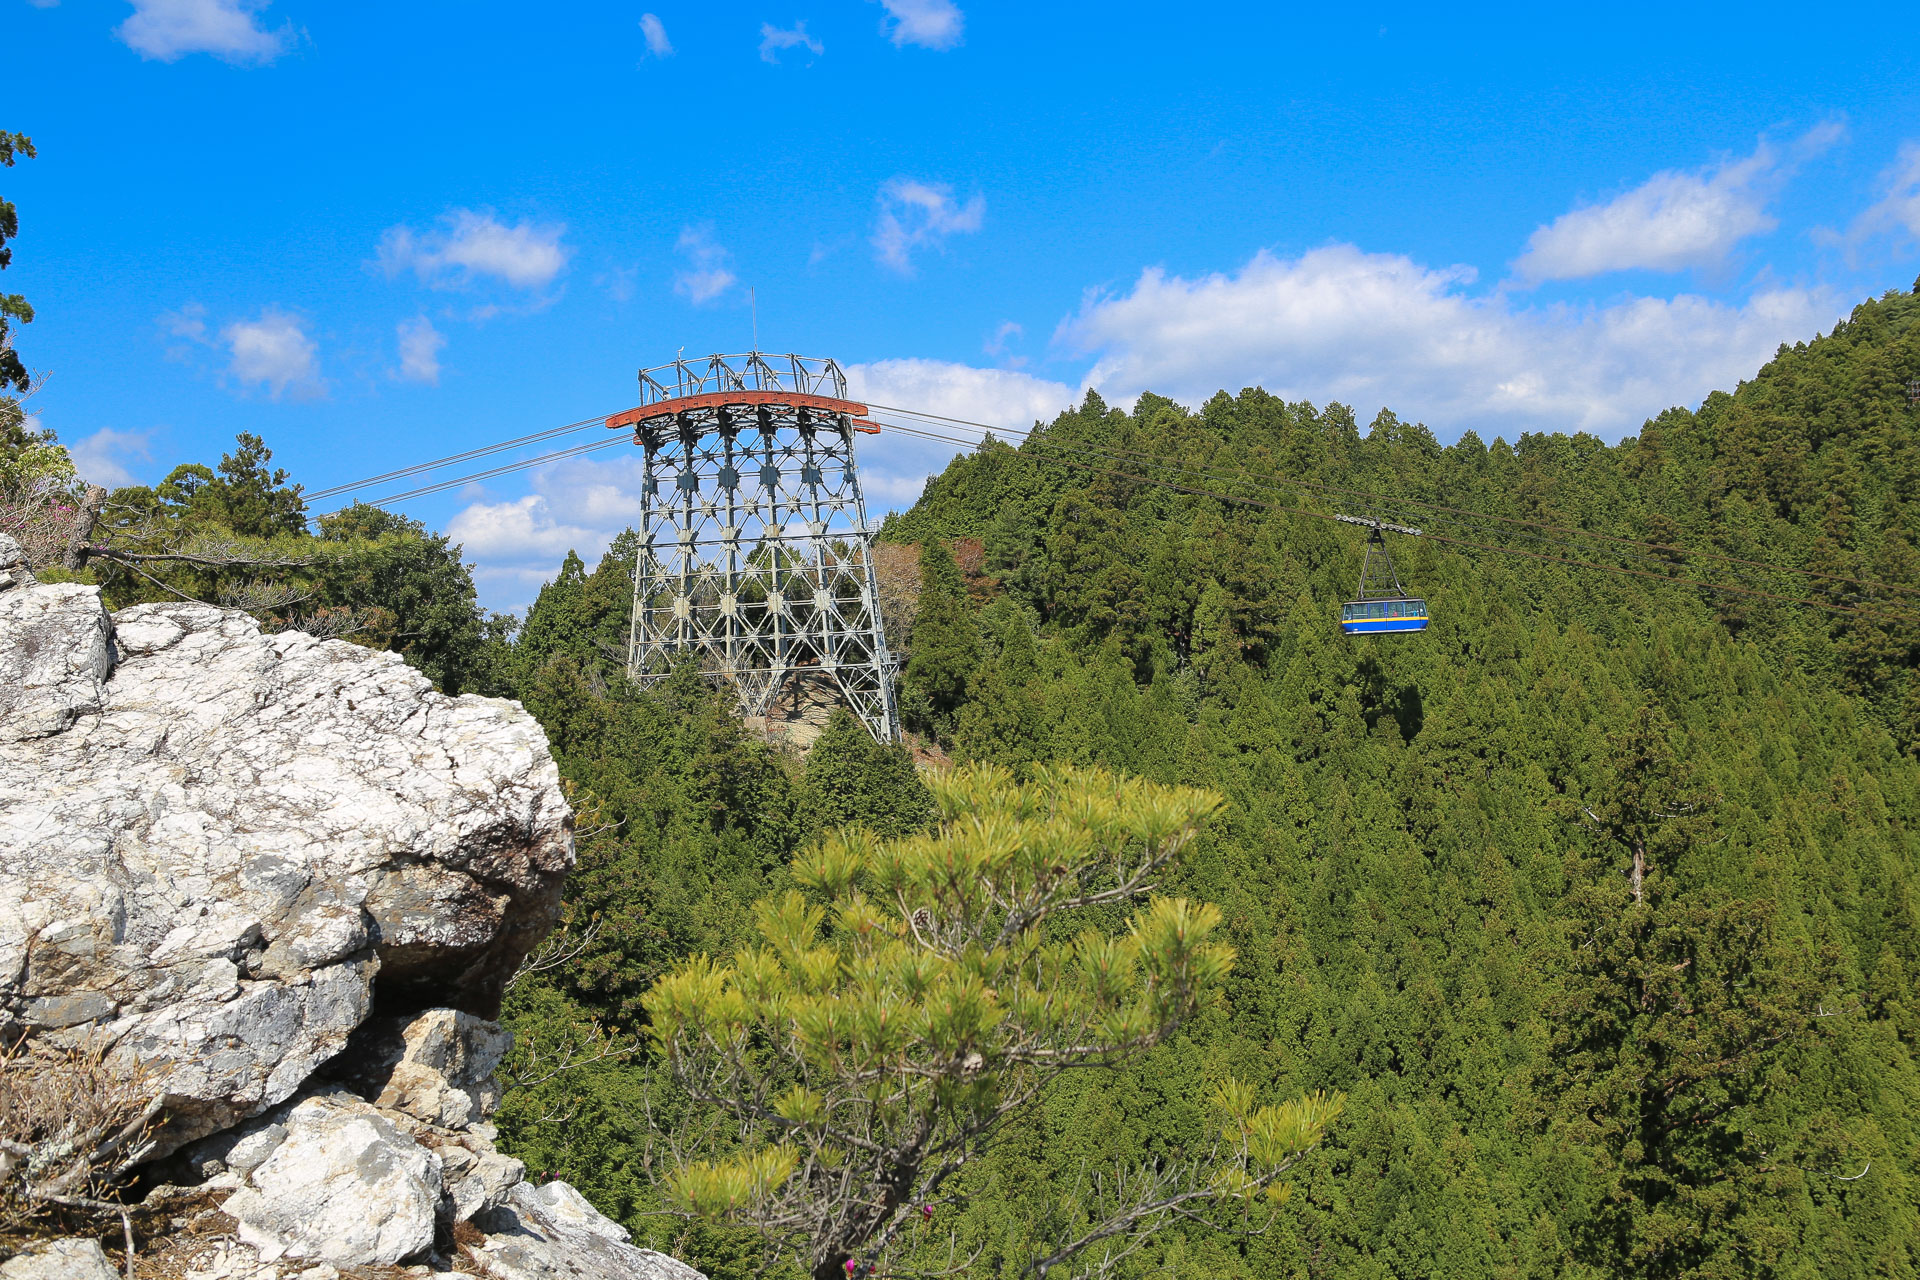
901,536,980,738
494,285,1920,1280
646,765,1342,1280
0,129,35,396
1,426,498,694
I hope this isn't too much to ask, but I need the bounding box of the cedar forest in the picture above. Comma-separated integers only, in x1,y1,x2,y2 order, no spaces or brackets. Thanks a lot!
13,272,1920,1277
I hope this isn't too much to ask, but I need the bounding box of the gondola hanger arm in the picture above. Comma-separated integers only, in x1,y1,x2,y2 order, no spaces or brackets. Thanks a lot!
1333,513,1424,537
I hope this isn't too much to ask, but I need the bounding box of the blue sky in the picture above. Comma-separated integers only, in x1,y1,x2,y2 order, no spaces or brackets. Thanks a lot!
11,0,1920,608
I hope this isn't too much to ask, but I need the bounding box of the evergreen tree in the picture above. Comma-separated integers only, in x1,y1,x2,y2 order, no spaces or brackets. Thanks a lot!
797,707,933,839
0,130,35,395
900,537,979,740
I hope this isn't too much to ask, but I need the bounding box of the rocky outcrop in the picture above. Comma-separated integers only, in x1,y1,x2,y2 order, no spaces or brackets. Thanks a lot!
0,590,571,1152
180,1009,698,1279
0,578,707,1279
227,1090,443,1266
331,1007,512,1130
474,1182,707,1280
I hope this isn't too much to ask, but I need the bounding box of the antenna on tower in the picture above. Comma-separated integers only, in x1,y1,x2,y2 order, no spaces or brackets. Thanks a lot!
750,288,758,352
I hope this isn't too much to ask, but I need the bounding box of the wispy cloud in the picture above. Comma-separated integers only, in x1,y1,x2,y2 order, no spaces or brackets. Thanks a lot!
874,0,962,49
378,209,571,291
1839,140,1920,249
639,13,673,57
222,307,320,398
674,225,737,304
872,178,984,274
760,19,823,63
984,320,1024,365
1511,124,1842,284
1061,244,1840,440
115,0,292,64
394,316,445,384
597,264,639,303
158,302,208,358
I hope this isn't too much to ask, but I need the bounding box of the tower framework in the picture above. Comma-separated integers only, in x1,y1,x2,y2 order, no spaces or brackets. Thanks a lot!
607,352,901,743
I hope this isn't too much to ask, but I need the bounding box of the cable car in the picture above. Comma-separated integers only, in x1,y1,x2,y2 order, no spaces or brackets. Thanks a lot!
1339,518,1428,635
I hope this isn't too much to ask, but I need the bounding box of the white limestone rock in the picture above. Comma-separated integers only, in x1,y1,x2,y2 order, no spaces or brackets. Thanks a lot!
0,532,33,592
0,582,112,740
0,1237,119,1280
472,1181,708,1280
176,1241,284,1280
338,1007,513,1129
445,1142,527,1223
225,1091,443,1268
0,591,573,1153
527,1179,632,1243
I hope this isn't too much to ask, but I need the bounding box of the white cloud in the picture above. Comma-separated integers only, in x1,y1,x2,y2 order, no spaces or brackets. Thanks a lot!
378,209,571,291
1060,244,1840,440
222,307,319,397
875,0,962,49
845,358,1075,509
1511,126,1840,283
846,358,1071,428
66,427,154,489
116,0,290,64
395,316,445,384
760,19,823,62
1843,141,1920,247
674,225,737,304
447,456,655,610
449,494,606,567
872,178,984,274
639,13,673,57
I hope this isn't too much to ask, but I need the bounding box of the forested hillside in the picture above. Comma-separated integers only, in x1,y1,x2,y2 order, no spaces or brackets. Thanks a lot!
11,284,1918,1278
490,285,1920,1280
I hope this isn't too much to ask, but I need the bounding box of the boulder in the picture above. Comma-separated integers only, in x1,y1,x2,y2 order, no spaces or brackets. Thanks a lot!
0,582,112,740
443,1139,527,1223
334,1006,513,1128
0,1237,118,1280
2,588,708,1278
223,1090,443,1268
0,532,34,591
0,592,573,1153
472,1181,707,1280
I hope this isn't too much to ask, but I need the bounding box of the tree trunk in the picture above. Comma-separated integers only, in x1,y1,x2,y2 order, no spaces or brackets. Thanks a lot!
1630,837,1646,904
63,483,107,571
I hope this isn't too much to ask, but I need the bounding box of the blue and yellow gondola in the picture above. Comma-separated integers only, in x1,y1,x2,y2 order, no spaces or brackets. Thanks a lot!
1340,597,1429,635
1338,515,1430,636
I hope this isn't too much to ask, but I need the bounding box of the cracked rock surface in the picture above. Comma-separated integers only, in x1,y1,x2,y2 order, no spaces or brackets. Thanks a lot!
0,582,706,1278
0,588,573,1153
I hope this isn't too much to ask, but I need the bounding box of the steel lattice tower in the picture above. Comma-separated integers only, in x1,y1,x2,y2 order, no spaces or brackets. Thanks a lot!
607,352,902,743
